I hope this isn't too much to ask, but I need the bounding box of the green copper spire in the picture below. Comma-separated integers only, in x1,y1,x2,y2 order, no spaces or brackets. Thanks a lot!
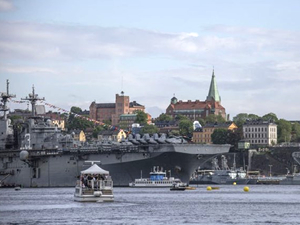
206,69,221,102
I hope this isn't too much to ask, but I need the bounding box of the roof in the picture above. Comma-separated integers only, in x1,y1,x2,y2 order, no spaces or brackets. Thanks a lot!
81,164,109,175
130,101,144,107
204,122,235,129
95,103,116,108
171,100,225,111
206,69,221,102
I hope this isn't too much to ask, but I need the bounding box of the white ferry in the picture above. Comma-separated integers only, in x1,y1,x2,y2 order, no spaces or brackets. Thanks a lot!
129,166,184,188
74,163,114,202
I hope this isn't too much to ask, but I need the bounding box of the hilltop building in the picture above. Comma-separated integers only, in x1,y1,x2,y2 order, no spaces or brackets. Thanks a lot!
243,120,277,146
166,70,226,121
89,91,145,126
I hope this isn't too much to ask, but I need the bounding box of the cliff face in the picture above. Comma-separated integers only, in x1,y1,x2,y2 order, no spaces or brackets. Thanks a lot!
200,147,300,176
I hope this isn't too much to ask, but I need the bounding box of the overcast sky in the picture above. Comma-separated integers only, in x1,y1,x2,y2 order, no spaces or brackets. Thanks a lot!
1,0,300,120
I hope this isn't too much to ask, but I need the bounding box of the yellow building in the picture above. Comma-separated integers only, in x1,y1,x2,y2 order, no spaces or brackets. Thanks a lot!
193,122,237,144
72,130,86,142
98,129,127,142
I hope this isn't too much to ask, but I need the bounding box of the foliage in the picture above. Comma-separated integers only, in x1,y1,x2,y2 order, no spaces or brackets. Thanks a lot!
175,114,189,121
262,112,278,122
8,115,22,124
66,106,94,131
178,119,193,136
92,126,105,139
291,122,300,142
277,119,292,143
233,113,260,127
205,114,226,124
211,129,228,144
70,106,82,114
134,110,148,125
141,124,159,135
155,113,173,122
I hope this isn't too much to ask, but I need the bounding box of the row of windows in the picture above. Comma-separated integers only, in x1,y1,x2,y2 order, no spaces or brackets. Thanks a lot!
244,127,276,132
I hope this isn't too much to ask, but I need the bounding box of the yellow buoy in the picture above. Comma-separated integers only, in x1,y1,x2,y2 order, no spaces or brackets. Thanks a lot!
233,182,237,185
207,186,212,191
243,186,249,192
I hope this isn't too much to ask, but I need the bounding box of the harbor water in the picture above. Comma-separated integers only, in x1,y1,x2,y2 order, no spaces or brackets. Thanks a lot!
1,185,300,224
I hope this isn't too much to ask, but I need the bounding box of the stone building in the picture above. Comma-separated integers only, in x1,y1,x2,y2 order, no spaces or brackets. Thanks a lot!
243,120,277,146
193,122,237,144
166,70,226,121
89,91,145,126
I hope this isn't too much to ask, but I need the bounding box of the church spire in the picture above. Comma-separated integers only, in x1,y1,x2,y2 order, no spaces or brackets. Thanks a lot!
206,69,221,102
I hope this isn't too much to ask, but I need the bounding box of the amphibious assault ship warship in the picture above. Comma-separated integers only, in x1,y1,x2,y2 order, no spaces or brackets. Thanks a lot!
0,81,230,187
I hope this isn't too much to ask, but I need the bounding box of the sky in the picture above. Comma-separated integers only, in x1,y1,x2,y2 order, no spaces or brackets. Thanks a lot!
0,0,300,120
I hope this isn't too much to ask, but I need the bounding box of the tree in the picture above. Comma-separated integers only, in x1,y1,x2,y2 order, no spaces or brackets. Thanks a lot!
141,124,159,135
291,123,300,142
70,106,82,114
262,112,278,122
205,114,226,124
211,129,228,144
134,110,148,125
277,119,292,143
178,119,193,136
155,113,173,122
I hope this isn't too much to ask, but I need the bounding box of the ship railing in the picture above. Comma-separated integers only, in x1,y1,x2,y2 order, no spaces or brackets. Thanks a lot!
28,149,60,156
81,180,113,191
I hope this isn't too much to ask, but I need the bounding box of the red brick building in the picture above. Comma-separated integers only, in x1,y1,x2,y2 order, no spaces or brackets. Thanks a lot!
89,91,145,126
166,70,226,120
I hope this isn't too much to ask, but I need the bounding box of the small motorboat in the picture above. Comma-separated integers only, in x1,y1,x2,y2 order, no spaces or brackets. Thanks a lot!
74,163,114,202
170,182,187,191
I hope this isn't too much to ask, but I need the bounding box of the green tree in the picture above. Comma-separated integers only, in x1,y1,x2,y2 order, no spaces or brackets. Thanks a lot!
178,119,193,136
248,114,260,120
8,115,22,124
70,106,82,114
205,114,226,124
277,119,292,143
211,128,228,144
134,110,148,125
233,113,249,127
155,113,173,122
291,123,300,142
141,124,159,135
92,126,105,139
262,112,278,122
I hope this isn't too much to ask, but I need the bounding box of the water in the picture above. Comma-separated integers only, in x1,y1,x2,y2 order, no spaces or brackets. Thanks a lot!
1,185,300,225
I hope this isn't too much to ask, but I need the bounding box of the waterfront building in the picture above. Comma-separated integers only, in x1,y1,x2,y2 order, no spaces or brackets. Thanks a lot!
192,122,237,144
89,91,145,126
165,70,226,121
70,129,86,142
243,120,277,146
98,129,127,142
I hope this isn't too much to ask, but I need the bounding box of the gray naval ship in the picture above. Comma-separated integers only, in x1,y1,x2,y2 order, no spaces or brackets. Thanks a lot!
0,80,231,187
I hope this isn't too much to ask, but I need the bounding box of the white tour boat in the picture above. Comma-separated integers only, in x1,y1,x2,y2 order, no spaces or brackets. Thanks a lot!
74,163,114,202
129,166,185,188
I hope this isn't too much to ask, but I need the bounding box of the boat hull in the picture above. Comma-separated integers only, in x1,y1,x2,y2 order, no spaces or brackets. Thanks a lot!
0,144,230,187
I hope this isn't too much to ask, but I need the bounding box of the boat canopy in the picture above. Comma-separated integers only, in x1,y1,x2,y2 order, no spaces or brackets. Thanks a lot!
81,164,109,175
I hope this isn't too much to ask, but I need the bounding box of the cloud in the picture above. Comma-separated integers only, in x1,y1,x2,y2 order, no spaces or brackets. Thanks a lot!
0,0,14,11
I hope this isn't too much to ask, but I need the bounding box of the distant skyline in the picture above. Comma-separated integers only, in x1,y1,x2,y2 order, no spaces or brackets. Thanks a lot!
1,0,300,120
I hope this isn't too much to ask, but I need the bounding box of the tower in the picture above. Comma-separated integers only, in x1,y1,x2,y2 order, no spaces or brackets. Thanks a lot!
206,69,221,102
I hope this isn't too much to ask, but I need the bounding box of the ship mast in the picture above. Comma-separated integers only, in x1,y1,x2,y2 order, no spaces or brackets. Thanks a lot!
21,85,45,117
0,80,16,120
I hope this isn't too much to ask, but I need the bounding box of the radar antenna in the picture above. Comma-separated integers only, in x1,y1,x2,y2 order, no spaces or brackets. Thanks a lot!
21,85,45,117
0,80,16,120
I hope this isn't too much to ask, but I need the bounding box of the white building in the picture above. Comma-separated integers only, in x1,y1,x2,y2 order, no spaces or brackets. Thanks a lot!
243,120,277,146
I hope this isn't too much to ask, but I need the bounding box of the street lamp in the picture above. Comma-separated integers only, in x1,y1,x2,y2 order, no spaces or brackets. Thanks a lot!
269,165,272,177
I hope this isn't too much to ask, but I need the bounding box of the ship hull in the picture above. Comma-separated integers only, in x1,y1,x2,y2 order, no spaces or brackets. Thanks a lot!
0,144,230,187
